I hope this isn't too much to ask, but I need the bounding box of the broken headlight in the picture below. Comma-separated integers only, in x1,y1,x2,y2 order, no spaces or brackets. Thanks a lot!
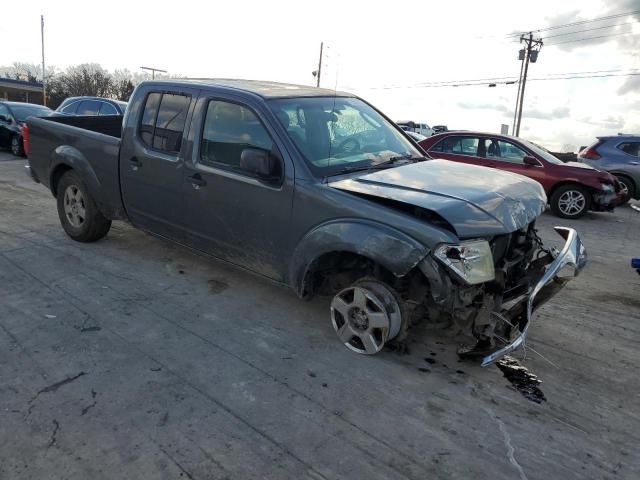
433,240,495,285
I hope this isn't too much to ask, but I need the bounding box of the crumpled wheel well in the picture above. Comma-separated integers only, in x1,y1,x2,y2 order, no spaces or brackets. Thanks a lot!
302,251,394,298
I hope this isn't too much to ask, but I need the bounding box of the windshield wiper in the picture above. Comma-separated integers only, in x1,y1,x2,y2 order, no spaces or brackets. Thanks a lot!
328,154,427,177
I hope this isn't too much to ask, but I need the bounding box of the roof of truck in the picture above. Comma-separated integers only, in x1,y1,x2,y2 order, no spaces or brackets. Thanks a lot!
143,78,354,99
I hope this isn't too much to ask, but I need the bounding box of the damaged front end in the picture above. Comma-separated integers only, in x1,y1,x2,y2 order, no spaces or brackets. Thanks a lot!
419,224,587,366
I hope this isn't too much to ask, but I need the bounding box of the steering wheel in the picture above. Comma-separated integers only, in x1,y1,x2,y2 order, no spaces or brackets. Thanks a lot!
336,136,360,155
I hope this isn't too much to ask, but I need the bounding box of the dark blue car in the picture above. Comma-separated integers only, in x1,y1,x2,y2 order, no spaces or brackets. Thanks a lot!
579,134,640,204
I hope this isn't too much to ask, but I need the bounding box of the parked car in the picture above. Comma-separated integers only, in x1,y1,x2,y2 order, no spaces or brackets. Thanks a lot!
579,135,640,205
56,96,127,116
25,79,586,366
397,120,433,137
419,132,623,219
432,125,449,134
0,101,53,156
405,131,427,142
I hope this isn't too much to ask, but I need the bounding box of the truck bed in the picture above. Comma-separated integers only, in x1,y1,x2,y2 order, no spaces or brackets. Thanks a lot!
26,115,126,220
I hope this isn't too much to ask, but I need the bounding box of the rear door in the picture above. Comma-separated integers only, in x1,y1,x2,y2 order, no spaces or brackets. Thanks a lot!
181,93,295,281
428,135,492,167
120,85,197,240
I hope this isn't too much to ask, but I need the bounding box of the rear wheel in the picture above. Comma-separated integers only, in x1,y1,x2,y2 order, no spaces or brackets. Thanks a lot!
330,278,404,355
56,171,111,242
615,175,635,205
550,184,591,219
10,135,24,157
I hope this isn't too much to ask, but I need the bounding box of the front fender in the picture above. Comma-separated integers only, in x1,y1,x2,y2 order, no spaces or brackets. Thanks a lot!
289,218,429,296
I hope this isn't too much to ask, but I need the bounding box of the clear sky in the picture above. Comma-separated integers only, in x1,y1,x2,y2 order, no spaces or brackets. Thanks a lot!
1,0,639,151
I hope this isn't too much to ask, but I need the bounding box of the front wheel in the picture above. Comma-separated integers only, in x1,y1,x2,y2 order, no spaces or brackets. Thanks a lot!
550,185,591,219
10,135,24,157
56,171,111,242
330,278,404,355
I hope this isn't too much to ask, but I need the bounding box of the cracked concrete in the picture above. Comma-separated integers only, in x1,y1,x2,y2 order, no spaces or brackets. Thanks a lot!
1,152,639,479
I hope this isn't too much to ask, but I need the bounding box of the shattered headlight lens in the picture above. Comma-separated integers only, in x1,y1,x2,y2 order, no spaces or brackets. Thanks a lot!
434,240,495,285
600,183,614,193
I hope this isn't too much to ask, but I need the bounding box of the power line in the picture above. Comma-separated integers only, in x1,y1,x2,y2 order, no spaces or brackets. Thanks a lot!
350,71,640,90
507,9,640,37
541,20,638,40
546,30,639,46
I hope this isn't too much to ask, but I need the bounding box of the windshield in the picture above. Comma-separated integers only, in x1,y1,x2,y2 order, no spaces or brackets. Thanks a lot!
521,139,564,165
11,105,52,122
269,97,422,175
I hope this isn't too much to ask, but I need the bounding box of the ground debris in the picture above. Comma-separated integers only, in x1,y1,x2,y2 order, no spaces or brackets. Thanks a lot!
496,356,546,404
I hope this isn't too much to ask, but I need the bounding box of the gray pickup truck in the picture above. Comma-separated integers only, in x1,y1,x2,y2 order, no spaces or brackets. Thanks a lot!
25,79,587,365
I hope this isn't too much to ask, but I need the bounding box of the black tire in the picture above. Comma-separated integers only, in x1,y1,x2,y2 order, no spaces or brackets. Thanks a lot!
56,171,111,242
615,175,635,206
549,184,591,219
10,135,24,157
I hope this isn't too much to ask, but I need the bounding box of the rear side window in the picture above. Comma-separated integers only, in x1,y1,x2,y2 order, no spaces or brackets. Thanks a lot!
76,100,101,115
432,136,479,156
139,92,191,154
617,142,640,157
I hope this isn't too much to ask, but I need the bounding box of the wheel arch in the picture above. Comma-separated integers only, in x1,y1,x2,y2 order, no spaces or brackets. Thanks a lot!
289,219,429,298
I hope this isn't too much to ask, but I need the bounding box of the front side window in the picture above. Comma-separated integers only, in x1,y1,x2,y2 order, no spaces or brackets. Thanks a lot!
138,92,190,154
61,102,79,114
200,100,274,173
618,142,640,157
486,139,528,163
99,102,118,115
77,100,101,115
269,97,422,175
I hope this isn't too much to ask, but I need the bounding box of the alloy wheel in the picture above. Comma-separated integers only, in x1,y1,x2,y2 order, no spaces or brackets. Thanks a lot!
557,190,586,216
63,185,86,227
330,281,401,355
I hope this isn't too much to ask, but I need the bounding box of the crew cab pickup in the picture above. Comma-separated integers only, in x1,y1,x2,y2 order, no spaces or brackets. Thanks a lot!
26,79,587,365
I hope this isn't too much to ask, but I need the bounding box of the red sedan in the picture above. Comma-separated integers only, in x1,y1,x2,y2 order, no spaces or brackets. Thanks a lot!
419,132,623,218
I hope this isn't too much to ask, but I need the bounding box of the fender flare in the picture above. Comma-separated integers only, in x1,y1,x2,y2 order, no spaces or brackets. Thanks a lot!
49,146,110,215
289,218,429,297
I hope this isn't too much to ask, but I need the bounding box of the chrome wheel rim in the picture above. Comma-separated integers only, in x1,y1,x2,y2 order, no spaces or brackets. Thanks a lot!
63,185,86,227
330,281,401,355
558,190,586,216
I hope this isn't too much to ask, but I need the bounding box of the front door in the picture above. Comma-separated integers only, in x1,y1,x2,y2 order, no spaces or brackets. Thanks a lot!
120,86,197,240
181,95,295,281
483,138,547,187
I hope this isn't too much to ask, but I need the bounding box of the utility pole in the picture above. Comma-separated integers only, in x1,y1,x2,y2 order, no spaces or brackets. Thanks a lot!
511,49,525,135
41,15,46,106
514,32,543,137
313,42,323,87
140,66,167,80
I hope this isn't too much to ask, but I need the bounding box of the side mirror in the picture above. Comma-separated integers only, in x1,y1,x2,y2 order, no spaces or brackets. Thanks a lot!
240,148,281,182
523,155,539,167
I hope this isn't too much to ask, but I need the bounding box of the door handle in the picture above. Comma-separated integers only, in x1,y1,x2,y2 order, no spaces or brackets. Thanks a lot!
187,174,207,189
630,161,640,165
129,157,142,171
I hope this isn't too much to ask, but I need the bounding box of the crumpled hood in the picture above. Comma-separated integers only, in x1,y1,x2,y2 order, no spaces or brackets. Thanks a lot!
329,159,547,238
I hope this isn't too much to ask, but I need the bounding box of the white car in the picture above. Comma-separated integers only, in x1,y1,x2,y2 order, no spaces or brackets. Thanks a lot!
396,121,433,137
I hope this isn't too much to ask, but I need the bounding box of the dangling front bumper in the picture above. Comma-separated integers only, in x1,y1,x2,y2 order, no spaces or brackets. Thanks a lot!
480,227,587,366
